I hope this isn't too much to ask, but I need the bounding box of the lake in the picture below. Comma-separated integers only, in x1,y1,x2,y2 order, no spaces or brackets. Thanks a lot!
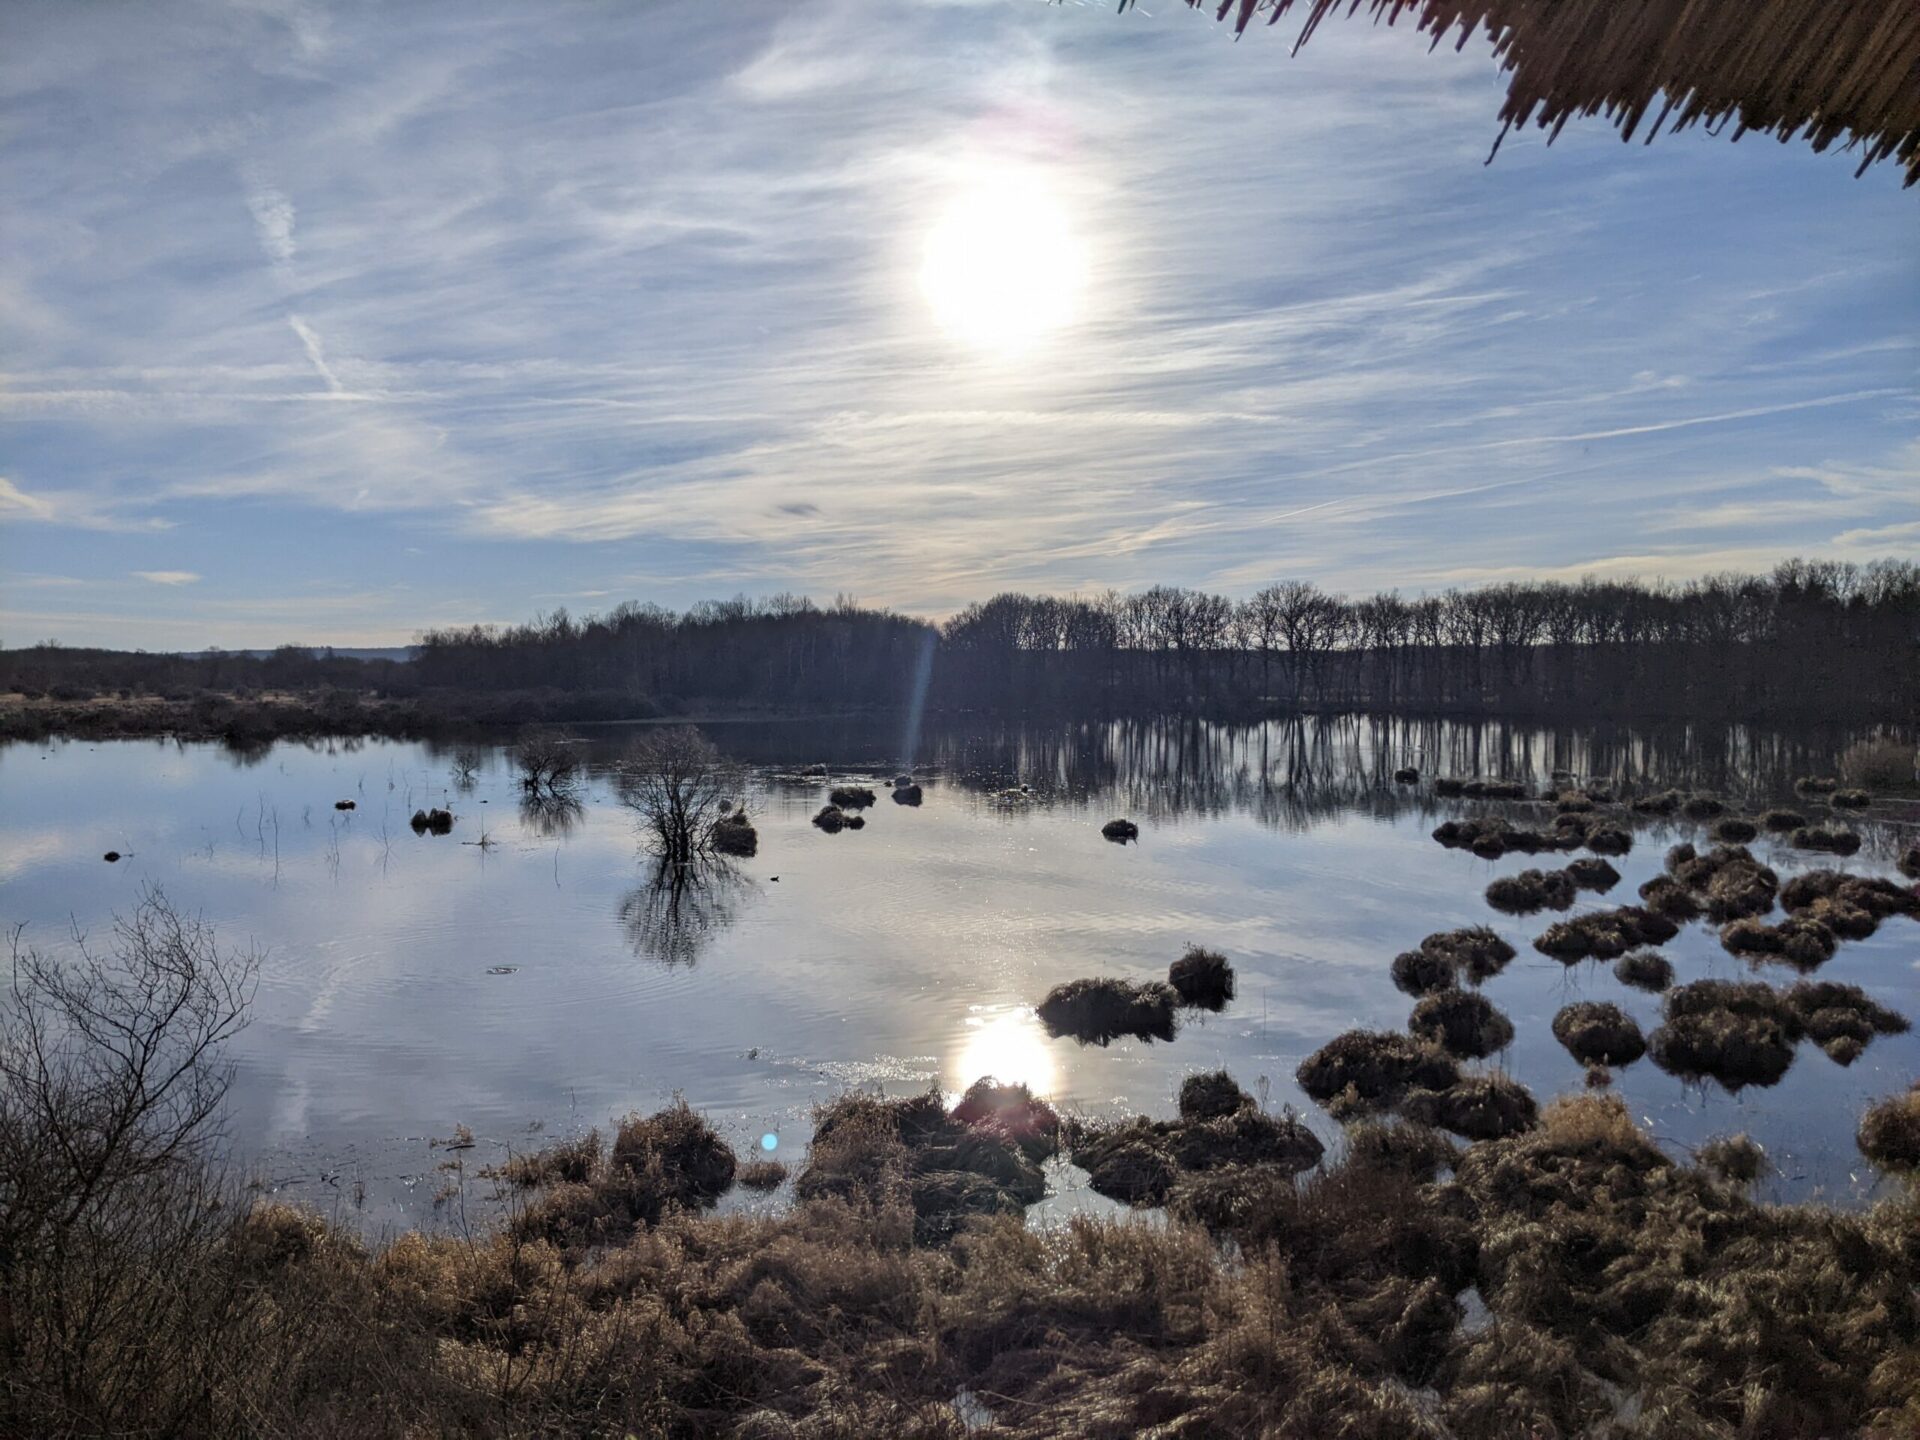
4,713,1915,1228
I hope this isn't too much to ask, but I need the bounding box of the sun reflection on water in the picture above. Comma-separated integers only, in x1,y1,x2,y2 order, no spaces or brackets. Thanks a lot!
950,1005,1058,1097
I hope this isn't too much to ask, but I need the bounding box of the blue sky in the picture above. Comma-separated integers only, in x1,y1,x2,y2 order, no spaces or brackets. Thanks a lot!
2,0,1915,649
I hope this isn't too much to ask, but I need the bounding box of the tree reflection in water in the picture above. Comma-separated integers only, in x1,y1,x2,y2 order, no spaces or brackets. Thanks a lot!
519,789,584,838
618,858,748,966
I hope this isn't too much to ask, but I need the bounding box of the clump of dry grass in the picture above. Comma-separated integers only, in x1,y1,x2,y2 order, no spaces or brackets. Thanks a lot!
1680,792,1725,820
1296,1030,1460,1120
1831,787,1873,809
1613,948,1675,992
409,807,454,834
1636,873,1702,921
1400,1074,1539,1141
492,1130,602,1189
829,785,877,809
1666,842,1779,920
1036,976,1179,1045
1649,980,1800,1090
1100,817,1138,842
710,809,758,856
1426,925,1516,985
812,804,845,833
736,1159,788,1189
1433,816,1563,858
511,1102,737,1247
1582,823,1632,856
1390,944,1458,996
1901,843,1920,880
1409,989,1514,1059
1485,867,1577,914
1711,815,1758,843
1432,776,1466,796
1550,1001,1646,1067
1780,870,1920,937
1719,912,1838,970
1459,777,1527,799
1785,980,1909,1064
1795,775,1840,796
1393,765,1419,783
1792,824,1862,855
1761,806,1808,831
1858,1086,1920,1172
1630,787,1684,815
1532,905,1678,963
1178,1069,1254,1121
1696,1133,1768,1186
1167,945,1235,1009
1553,790,1595,814
1566,856,1620,891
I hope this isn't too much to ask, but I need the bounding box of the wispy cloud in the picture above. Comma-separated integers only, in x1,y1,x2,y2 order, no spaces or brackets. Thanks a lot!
132,570,202,585
0,0,1913,646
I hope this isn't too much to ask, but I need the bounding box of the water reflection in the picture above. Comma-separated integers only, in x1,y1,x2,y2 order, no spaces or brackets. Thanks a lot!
519,790,584,837
617,859,748,965
951,1006,1058,1098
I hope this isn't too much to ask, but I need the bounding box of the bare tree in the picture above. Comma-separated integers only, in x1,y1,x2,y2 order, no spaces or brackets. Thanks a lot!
616,727,740,865
513,727,579,795
0,888,258,1428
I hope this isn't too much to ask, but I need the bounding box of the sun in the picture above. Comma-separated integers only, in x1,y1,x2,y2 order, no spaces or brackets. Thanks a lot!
950,1006,1058,1097
919,167,1087,355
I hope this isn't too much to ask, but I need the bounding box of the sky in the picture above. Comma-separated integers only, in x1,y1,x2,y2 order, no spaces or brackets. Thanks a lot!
1,0,1916,651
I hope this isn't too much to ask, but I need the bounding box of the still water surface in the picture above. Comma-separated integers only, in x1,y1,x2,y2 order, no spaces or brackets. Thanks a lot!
4,715,1915,1226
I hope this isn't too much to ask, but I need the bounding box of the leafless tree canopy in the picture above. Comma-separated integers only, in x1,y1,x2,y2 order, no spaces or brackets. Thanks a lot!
617,727,741,864
514,727,580,795
0,888,257,1428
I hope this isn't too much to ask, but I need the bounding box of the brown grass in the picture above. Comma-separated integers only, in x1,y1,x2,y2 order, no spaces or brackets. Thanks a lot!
1035,976,1180,1045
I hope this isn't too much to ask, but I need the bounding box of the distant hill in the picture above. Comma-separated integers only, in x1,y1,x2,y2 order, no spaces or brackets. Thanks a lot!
184,647,416,663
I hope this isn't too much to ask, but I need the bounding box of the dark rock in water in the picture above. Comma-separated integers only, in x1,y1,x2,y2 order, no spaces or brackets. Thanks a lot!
1167,945,1234,1009
103,851,121,863
1552,1001,1647,1067
1036,977,1179,1045
1100,818,1139,843
334,800,356,811
1393,766,1419,784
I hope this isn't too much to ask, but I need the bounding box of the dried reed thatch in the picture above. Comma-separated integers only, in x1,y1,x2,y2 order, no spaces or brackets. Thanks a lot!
1036,976,1180,1045
1649,980,1799,1089
1858,1085,1920,1172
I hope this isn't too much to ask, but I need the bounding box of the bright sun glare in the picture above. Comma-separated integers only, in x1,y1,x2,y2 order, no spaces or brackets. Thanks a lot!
920,167,1086,355
951,1006,1058,1096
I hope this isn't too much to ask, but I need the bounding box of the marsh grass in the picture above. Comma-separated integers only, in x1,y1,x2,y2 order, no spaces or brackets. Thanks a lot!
1035,976,1179,1045
1409,989,1514,1059
1550,1001,1646,1067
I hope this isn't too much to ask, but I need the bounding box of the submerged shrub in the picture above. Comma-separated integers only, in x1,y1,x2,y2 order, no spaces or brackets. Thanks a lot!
1167,945,1235,1009
1036,977,1178,1045
1409,989,1514,1059
1551,1002,1646,1067
1613,949,1675,992
710,810,759,857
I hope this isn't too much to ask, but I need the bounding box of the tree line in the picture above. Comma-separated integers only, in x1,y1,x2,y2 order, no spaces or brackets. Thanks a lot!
5,559,1915,722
